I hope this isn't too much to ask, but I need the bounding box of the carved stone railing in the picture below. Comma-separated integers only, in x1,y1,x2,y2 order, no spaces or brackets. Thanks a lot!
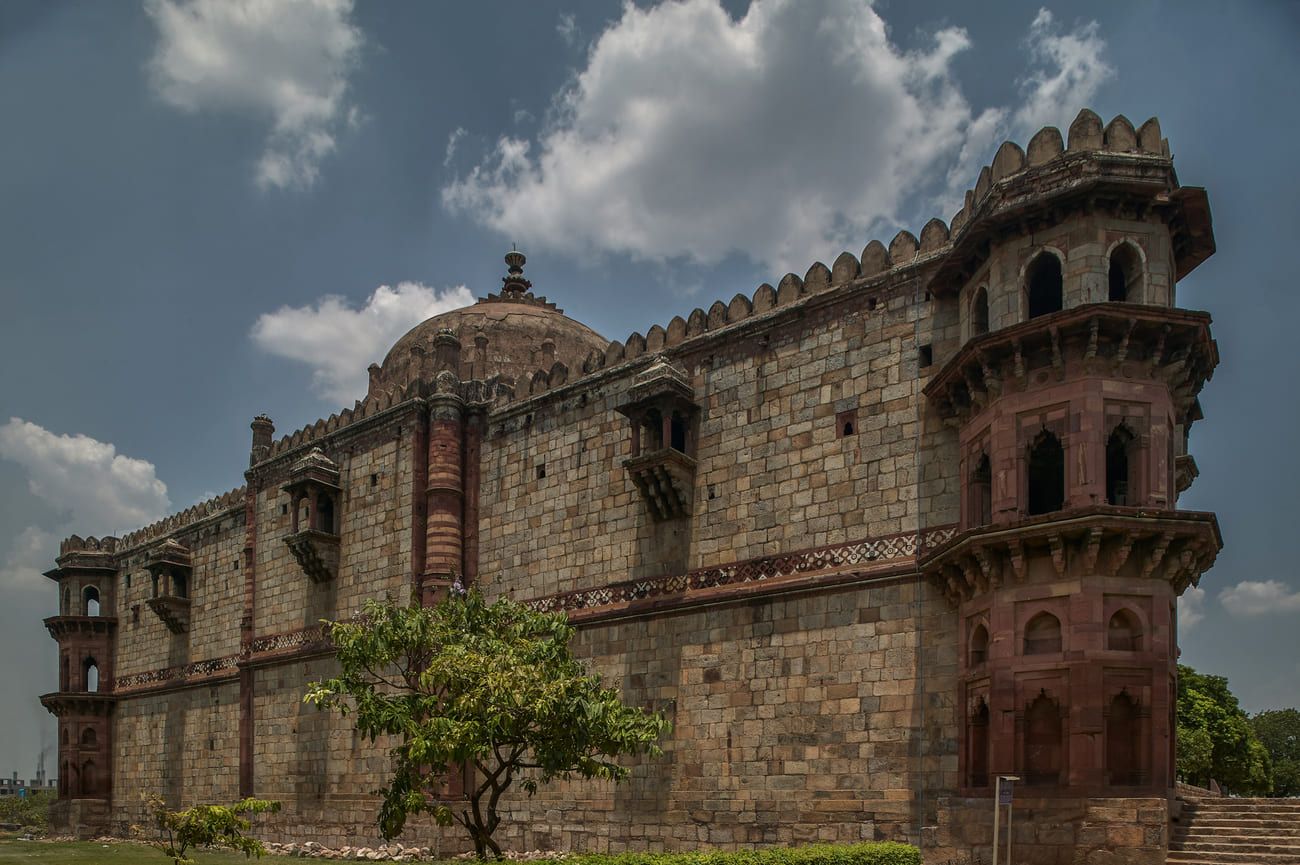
529,526,957,614
114,655,240,692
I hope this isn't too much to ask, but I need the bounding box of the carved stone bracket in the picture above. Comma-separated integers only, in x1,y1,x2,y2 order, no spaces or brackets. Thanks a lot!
285,529,341,584
146,595,191,634
920,506,1220,606
624,449,697,521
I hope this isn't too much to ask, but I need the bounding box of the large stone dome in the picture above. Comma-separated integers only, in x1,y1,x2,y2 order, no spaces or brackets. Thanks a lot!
370,252,607,395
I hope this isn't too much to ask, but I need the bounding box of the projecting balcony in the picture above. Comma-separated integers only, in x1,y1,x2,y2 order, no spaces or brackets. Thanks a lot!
284,528,341,584
624,448,697,521
39,691,116,718
43,616,117,641
145,539,192,634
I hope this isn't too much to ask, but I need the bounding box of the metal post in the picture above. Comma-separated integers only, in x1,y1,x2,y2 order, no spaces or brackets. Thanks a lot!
1007,797,1013,865
992,776,1001,865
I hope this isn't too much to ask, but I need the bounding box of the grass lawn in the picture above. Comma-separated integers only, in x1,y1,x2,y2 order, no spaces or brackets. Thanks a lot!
0,835,298,864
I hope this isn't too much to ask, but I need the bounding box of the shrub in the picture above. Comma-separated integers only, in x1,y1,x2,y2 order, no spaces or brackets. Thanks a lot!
564,843,921,865
0,789,52,830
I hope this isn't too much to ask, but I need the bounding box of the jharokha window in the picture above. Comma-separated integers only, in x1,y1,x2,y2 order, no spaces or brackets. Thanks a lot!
1026,429,1065,516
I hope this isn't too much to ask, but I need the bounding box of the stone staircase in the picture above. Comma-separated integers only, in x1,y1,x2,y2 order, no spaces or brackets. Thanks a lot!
1170,797,1300,864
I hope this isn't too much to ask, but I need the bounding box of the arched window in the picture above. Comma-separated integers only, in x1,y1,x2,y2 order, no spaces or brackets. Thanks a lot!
1106,425,1136,506
1025,691,1062,785
969,623,989,666
971,287,989,337
969,699,990,788
80,727,97,747
1027,430,1065,515
83,658,99,693
1108,243,1142,303
1024,612,1062,655
1026,253,1063,319
1108,609,1142,651
970,453,992,527
82,585,100,617
1106,692,1141,786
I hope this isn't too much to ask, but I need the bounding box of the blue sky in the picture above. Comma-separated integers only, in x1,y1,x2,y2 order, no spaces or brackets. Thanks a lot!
1,0,1297,778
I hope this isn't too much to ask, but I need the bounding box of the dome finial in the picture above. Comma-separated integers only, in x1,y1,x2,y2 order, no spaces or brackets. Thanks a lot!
502,247,531,298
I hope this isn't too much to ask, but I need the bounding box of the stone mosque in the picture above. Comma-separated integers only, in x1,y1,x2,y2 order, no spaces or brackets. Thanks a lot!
41,108,1221,863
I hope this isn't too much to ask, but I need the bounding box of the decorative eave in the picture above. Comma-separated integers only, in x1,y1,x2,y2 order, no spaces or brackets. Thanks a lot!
1175,454,1199,494
43,616,117,641
923,303,1217,425
617,357,697,416
282,447,342,497
145,538,192,575
39,691,117,717
920,506,1221,606
925,150,1213,295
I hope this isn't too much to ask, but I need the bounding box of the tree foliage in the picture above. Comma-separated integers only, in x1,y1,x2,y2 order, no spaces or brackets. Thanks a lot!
1176,664,1272,795
1251,708,1300,798
146,794,281,865
305,589,670,859
0,789,52,830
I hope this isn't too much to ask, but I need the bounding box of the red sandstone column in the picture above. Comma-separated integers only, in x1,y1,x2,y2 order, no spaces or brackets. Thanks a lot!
423,396,465,606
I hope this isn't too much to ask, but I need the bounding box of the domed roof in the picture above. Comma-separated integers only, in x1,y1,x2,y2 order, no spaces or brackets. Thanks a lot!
371,252,607,395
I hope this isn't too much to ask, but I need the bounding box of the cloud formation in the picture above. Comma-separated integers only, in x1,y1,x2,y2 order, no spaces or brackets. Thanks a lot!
1178,585,1207,631
443,0,1112,274
251,282,475,403
0,419,171,590
1219,580,1300,617
145,0,363,190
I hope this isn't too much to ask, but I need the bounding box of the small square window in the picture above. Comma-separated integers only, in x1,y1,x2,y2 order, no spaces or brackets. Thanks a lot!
836,409,858,438
867,297,878,311
536,464,546,480
370,473,378,488
918,344,933,368
280,503,288,516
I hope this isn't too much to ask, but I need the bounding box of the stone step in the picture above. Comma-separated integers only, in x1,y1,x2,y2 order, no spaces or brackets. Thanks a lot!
1180,817,1300,827
1185,799,1300,810
1165,850,1300,864
1170,839,1300,855
1184,810,1300,820
1177,825,1300,838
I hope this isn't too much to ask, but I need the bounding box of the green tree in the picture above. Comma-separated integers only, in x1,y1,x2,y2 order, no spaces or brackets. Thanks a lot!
1176,664,1272,795
146,794,281,865
305,589,670,859
1251,708,1300,797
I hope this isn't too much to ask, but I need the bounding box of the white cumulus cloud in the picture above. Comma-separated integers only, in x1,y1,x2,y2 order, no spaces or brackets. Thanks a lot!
250,282,475,403
1179,585,1207,632
0,419,171,590
442,1,1113,275
145,0,364,190
1219,580,1300,618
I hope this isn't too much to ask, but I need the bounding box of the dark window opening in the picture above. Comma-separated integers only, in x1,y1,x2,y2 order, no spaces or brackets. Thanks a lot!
918,344,933,368
1106,692,1142,786
670,413,687,452
867,297,878,311
316,495,336,534
1024,612,1062,655
80,727,96,747
1109,243,1142,303
643,410,664,451
1025,692,1062,785
132,605,140,625
1027,429,1065,515
370,473,378,488
125,572,132,589
1108,609,1142,651
970,453,992,527
172,573,188,599
1026,253,1063,319
969,623,989,666
536,464,546,480
1106,425,1136,506
81,761,96,797
708,485,717,500
836,409,858,439
969,699,990,788
971,287,990,337
281,503,289,516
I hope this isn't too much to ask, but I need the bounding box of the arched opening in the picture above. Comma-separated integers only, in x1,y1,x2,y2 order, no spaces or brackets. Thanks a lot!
1026,430,1065,515
172,572,188,599
83,658,99,693
670,412,687,452
969,699,990,788
1108,243,1142,303
971,287,989,337
316,494,336,534
1106,691,1141,786
80,760,96,796
1108,609,1143,651
1106,425,1136,506
80,727,97,747
1026,253,1063,319
62,587,70,615
60,654,69,691
642,409,664,451
1024,612,1062,655
82,585,100,617
969,623,989,666
970,453,992,527
1025,691,1062,785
